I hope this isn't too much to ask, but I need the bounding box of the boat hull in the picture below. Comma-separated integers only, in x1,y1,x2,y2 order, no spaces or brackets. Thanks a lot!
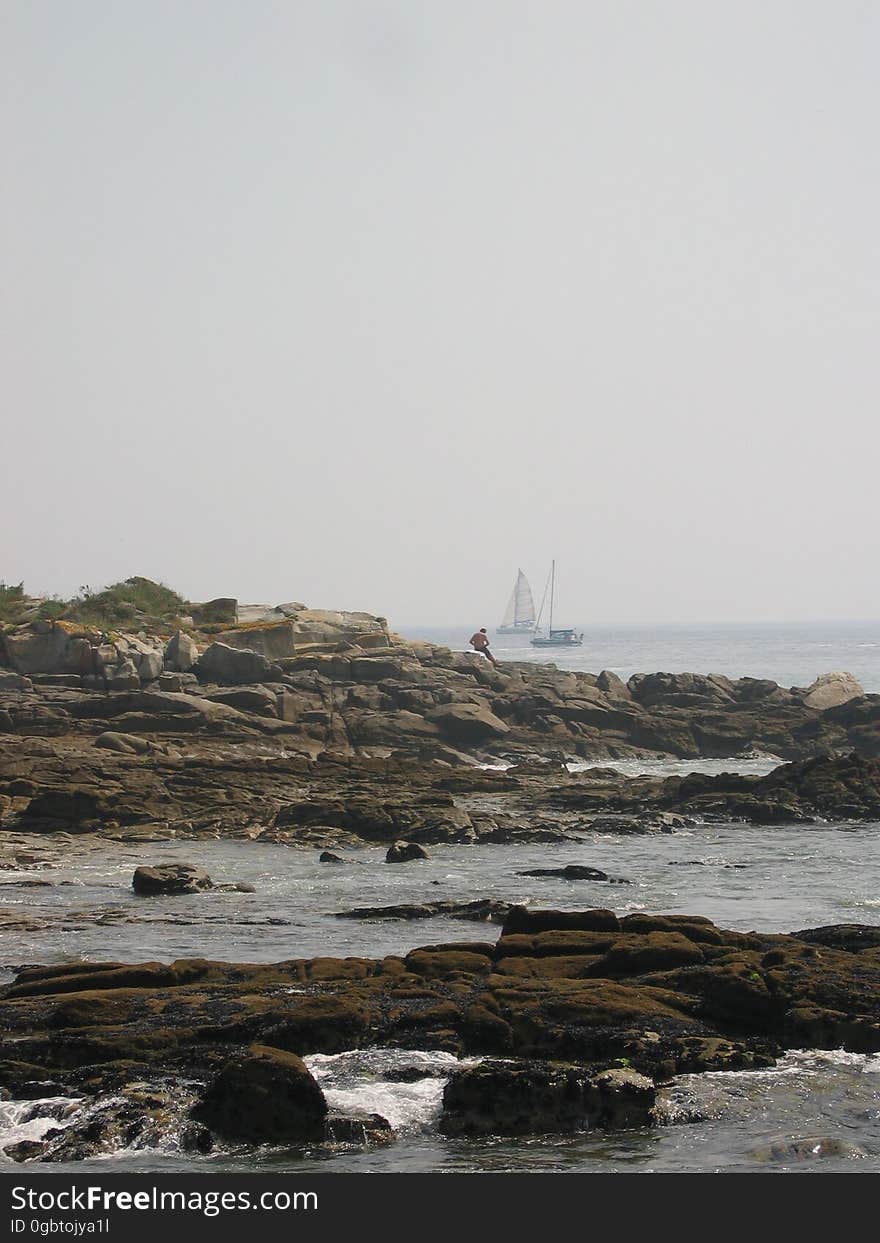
530,637,584,647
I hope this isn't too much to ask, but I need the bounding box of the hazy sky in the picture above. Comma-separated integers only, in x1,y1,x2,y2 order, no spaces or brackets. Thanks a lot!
3,2,878,625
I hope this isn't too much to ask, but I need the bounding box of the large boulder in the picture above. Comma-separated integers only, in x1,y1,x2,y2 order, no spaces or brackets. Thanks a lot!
132,864,214,895
191,1044,327,1143
440,1060,655,1135
797,672,864,711
216,622,298,661
427,703,510,743
1,622,94,675
164,630,199,673
197,643,281,685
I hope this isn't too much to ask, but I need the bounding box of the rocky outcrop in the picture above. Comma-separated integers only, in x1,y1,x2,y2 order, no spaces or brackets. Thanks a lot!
5,908,880,1157
3,612,878,763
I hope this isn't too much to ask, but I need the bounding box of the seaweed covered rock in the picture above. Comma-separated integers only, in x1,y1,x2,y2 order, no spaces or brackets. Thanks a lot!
440,1060,655,1135
191,1044,327,1143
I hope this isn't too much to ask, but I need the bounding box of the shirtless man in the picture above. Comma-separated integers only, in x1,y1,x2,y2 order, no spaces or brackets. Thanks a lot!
469,627,498,667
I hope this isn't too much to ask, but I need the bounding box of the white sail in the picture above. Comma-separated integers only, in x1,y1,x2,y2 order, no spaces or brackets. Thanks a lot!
513,569,536,626
500,569,536,628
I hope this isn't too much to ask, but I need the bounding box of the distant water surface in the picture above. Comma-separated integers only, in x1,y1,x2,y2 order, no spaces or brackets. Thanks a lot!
399,621,880,694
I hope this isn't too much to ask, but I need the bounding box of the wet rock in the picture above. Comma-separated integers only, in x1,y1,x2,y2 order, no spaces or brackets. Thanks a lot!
132,864,214,895
191,1044,327,1144
501,906,620,934
324,1112,395,1146
335,899,512,922
385,840,429,863
319,851,345,863
3,1139,48,1162
517,865,631,883
440,1060,655,1135
753,1136,867,1163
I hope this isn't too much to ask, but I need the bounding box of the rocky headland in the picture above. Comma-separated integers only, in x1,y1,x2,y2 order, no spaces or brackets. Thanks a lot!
1,581,879,849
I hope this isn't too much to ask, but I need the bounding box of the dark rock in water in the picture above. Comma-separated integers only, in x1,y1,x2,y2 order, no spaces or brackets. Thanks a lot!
335,898,512,923
753,1136,867,1163
384,1065,450,1083
440,1060,655,1135
793,924,880,953
191,1044,327,1144
385,840,429,863
178,1121,213,1153
324,1112,395,1146
319,851,345,863
517,865,631,884
501,905,620,935
3,1139,47,1162
132,864,213,895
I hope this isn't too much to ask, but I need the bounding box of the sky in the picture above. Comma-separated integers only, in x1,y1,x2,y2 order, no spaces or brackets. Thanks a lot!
2,1,878,626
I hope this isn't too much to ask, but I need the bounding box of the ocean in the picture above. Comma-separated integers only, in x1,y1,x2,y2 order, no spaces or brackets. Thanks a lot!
397,620,880,694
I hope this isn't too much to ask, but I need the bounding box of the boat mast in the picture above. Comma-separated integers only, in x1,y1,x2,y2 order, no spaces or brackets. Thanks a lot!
549,560,555,632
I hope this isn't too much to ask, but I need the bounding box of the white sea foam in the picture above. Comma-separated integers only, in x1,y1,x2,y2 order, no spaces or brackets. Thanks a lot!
305,1048,479,1132
0,1097,80,1157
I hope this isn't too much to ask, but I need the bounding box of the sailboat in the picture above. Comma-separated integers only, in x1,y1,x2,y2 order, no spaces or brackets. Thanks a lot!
530,560,584,647
497,569,537,634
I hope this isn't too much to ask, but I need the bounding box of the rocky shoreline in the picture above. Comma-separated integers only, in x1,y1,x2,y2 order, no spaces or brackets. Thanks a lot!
2,907,880,1160
2,586,879,1163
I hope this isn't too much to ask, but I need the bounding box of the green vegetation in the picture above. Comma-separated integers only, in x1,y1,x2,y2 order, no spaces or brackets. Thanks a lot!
65,577,187,627
0,582,26,624
1,577,188,629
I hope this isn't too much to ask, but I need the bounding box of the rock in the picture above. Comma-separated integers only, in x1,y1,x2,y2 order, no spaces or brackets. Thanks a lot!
95,732,153,755
216,622,298,661
0,670,32,690
753,1136,867,1163
440,1060,655,1135
319,851,345,863
324,1113,395,1146
426,703,510,743
203,686,279,717
501,906,620,934
134,650,163,682
197,643,281,686
798,672,865,711
596,670,631,698
132,864,214,895
385,840,429,863
164,631,199,673
335,899,512,922
517,865,615,881
3,1139,48,1162
190,1044,327,1143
